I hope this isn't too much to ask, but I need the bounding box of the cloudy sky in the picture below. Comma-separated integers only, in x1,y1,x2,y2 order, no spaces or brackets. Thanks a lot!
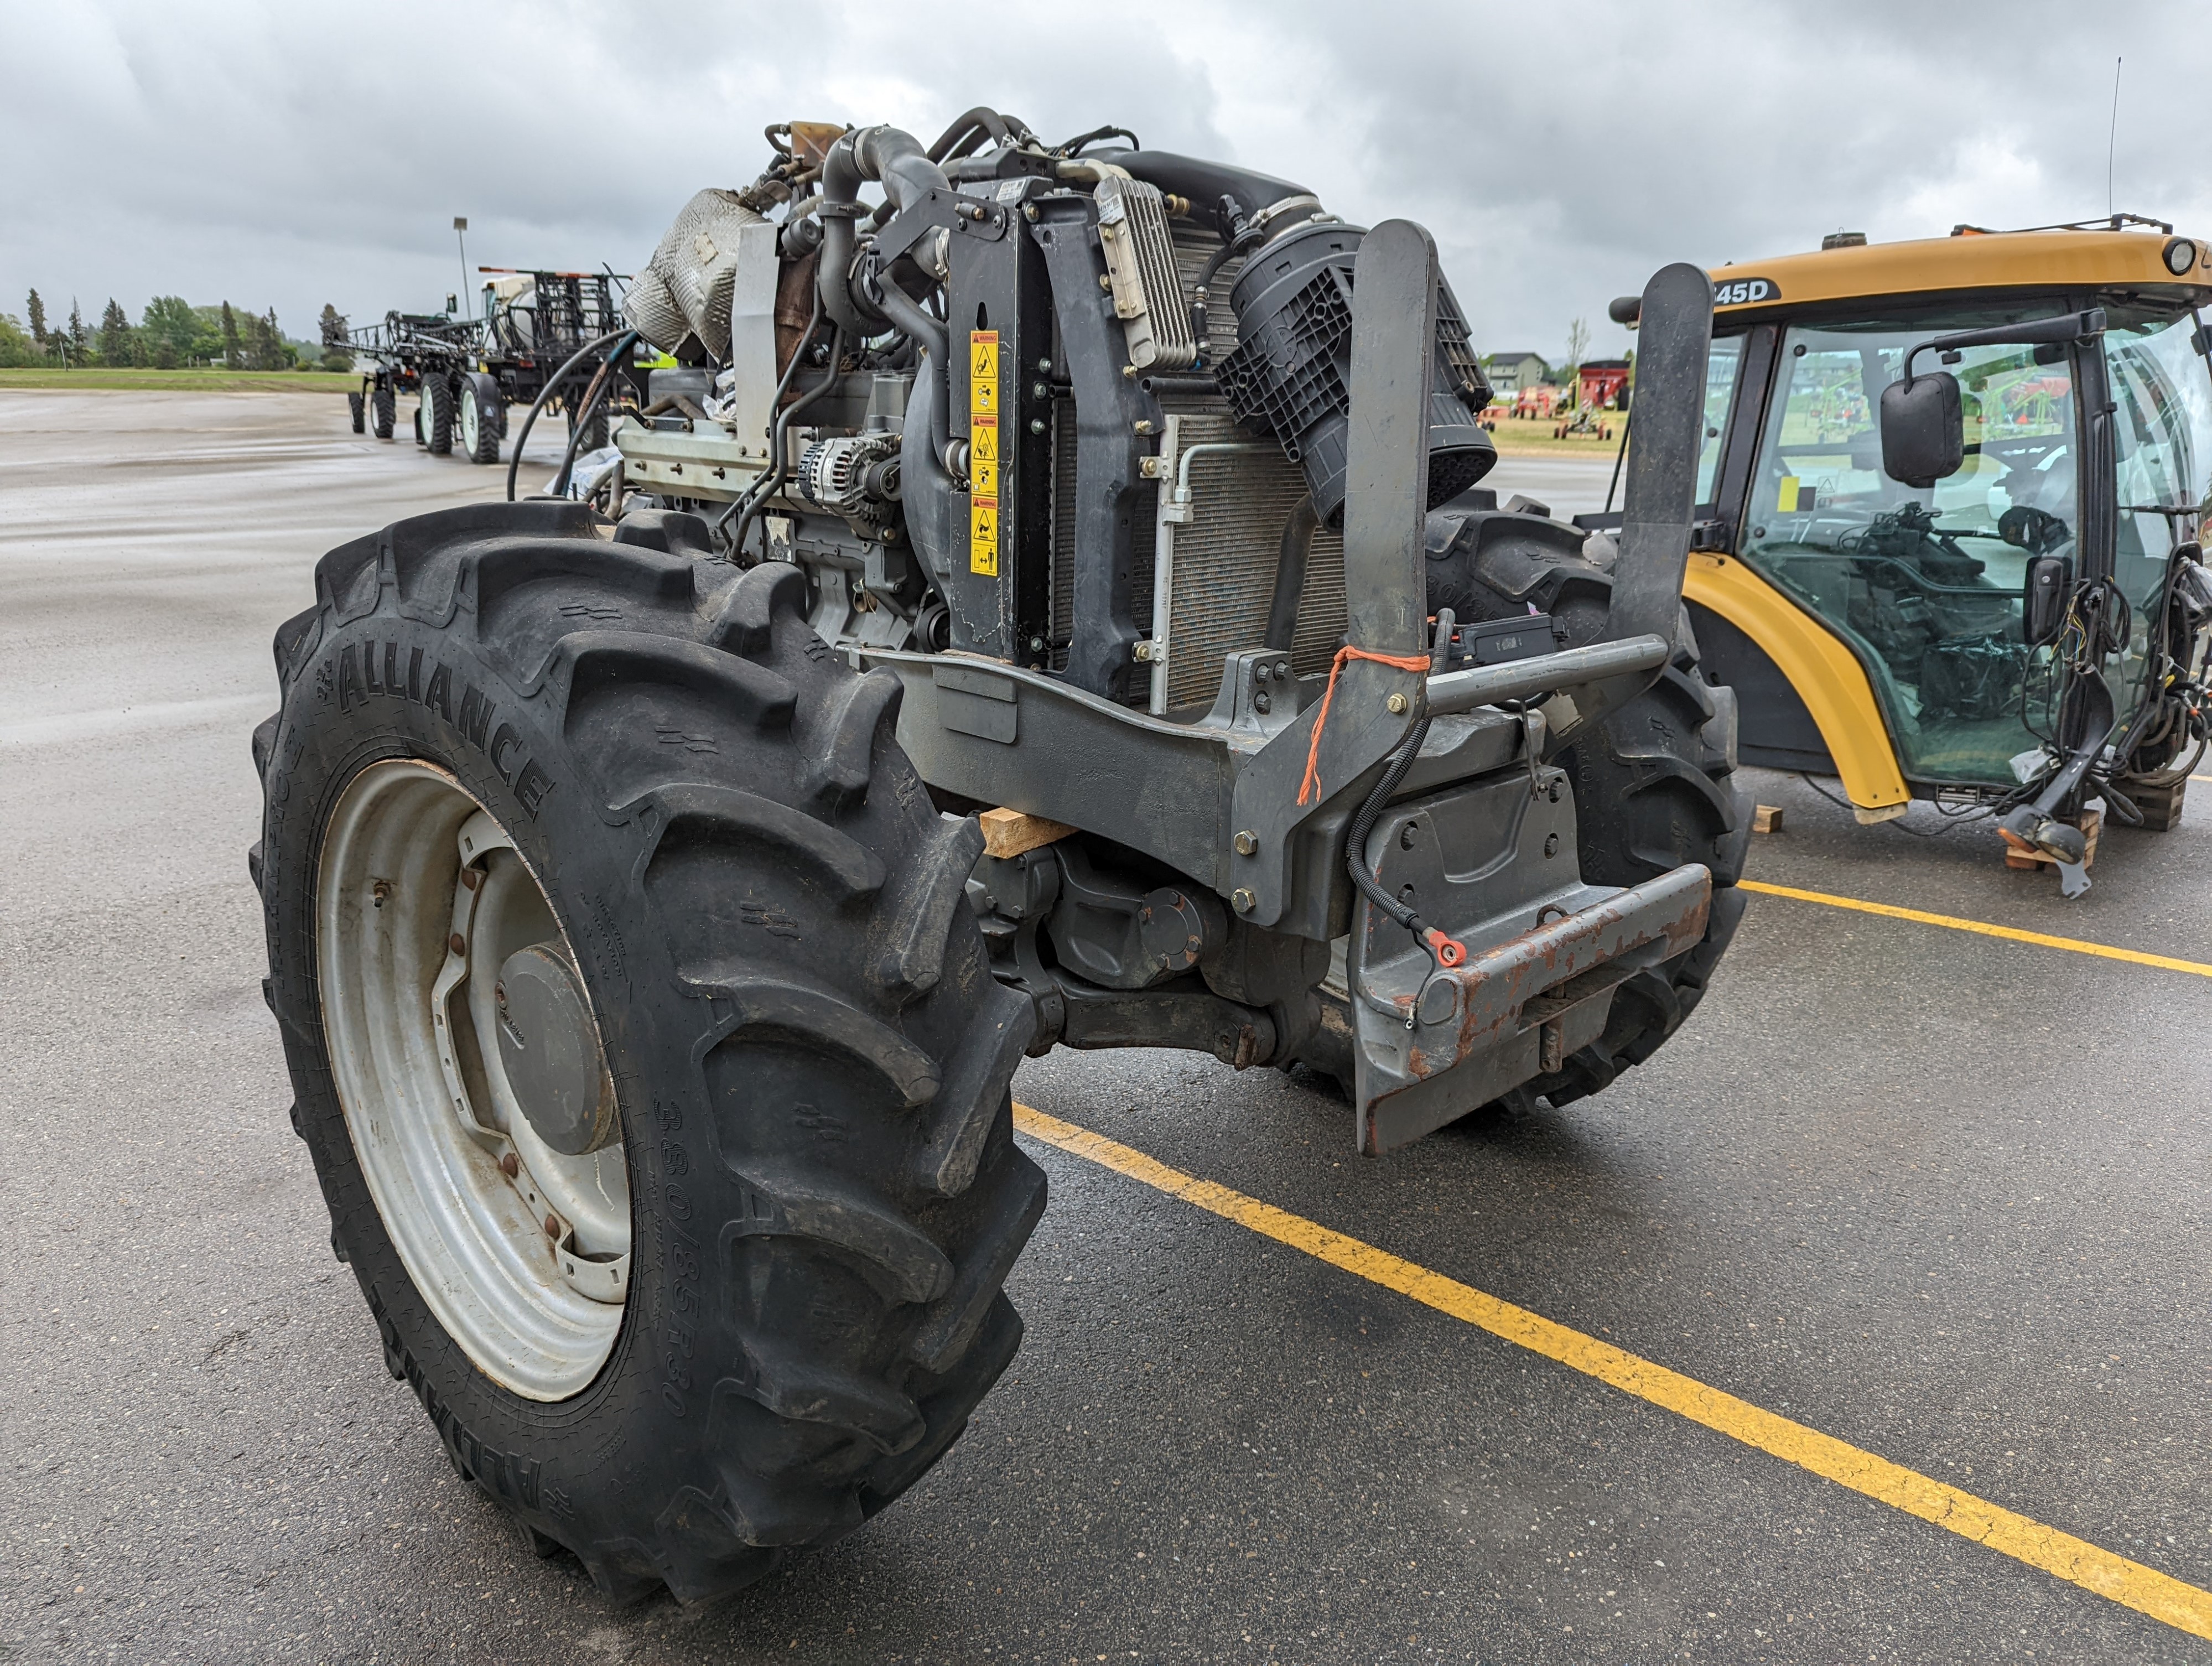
8,0,2209,363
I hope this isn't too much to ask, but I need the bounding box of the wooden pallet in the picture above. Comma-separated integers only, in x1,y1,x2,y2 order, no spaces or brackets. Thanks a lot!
2000,808,2100,872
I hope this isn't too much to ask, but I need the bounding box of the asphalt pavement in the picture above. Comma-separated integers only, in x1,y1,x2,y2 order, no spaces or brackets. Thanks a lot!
3,397,2208,1664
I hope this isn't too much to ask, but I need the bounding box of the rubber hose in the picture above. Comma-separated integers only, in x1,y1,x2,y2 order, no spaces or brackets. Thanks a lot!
869,276,952,468
708,293,825,549
504,329,628,502
926,107,1011,163
1266,496,1318,651
1345,717,1434,933
551,335,633,499
726,324,845,562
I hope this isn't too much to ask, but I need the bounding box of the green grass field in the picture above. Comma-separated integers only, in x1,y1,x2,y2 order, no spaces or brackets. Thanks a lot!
1483,416,1629,457
0,368,358,393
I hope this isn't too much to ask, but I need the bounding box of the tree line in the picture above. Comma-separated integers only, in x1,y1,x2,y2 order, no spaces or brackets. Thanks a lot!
0,292,351,371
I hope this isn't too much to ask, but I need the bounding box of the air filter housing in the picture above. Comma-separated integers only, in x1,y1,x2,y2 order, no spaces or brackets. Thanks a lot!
1216,222,1494,526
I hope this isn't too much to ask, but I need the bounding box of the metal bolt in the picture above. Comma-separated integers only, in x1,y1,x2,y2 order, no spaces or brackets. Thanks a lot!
499,1152,520,1179
1233,829,1257,856
1544,833,1560,857
1231,887,1256,914
1032,382,1048,399
1254,662,1271,684
371,879,392,907
1275,660,1290,681
543,1214,560,1239
1253,691,1271,714
459,866,481,891
1029,417,1046,434
1387,692,1410,714
1030,636,1046,653
1099,273,1113,291
448,932,468,957
1024,203,1039,222
1036,357,1052,373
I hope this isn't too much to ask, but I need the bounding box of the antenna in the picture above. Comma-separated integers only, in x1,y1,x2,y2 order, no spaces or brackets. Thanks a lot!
454,217,471,320
2106,58,2122,221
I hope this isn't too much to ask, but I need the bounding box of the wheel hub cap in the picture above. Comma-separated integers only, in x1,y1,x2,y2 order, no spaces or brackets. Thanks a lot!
495,944,619,1157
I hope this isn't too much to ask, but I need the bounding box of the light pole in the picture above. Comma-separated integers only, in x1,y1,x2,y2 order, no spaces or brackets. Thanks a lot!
454,217,470,319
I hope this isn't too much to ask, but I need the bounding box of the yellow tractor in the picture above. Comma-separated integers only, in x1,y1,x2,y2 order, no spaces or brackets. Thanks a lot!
1608,219,2212,894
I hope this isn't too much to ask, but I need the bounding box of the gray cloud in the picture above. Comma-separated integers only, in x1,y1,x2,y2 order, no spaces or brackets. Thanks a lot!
7,0,2206,365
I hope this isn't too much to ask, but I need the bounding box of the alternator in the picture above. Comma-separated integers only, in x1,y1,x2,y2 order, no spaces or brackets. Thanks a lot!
797,432,902,530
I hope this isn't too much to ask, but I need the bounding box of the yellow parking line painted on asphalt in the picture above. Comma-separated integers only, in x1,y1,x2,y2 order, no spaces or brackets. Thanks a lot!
1012,1103,2212,1643
1738,878,2212,979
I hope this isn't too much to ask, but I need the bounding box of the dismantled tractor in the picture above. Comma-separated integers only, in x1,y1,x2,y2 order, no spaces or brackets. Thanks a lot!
253,110,1743,1605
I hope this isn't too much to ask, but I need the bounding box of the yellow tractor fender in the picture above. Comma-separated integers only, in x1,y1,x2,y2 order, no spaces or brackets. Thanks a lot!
1683,552,1913,818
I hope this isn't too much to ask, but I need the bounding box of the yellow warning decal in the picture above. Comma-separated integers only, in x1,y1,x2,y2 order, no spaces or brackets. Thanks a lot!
970,497,999,576
969,331,1001,576
1777,475,1800,512
970,329,999,417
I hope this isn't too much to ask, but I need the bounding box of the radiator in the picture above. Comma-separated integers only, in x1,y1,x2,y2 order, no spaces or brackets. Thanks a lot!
1045,223,1346,713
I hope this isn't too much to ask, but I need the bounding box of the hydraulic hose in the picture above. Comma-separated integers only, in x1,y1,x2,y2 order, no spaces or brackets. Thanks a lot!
1190,196,1258,356
1344,715,1466,974
551,334,636,498
723,323,845,563
714,293,828,552
926,107,1011,163
504,328,629,502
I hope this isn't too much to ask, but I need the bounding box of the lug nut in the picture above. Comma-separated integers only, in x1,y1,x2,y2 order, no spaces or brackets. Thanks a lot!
500,1153,519,1179
544,1215,560,1239
448,932,467,956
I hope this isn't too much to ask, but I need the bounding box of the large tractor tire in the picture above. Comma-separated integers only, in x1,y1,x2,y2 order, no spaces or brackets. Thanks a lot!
570,399,609,456
372,383,396,440
347,390,366,434
251,502,1043,1605
422,375,455,456
1425,515,1749,1113
460,373,503,465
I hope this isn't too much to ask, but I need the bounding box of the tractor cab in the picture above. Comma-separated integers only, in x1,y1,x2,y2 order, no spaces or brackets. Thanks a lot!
1658,221,2212,832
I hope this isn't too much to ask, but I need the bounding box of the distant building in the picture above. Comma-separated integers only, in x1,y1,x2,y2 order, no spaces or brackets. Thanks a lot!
1579,358,1631,411
1482,351,1550,395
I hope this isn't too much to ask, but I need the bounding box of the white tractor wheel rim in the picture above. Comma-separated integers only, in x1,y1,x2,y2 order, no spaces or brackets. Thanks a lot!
318,759,628,1400
460,386,480,455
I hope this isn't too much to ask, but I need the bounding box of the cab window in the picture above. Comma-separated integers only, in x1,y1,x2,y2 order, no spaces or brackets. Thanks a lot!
1735,315,2078,786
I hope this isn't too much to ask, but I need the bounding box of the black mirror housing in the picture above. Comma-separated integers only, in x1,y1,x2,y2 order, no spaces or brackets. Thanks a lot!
2022,553,2073,645
1879,371,1964,490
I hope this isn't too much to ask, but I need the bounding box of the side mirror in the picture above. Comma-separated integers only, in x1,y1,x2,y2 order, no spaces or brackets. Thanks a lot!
1878,370,1963,489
